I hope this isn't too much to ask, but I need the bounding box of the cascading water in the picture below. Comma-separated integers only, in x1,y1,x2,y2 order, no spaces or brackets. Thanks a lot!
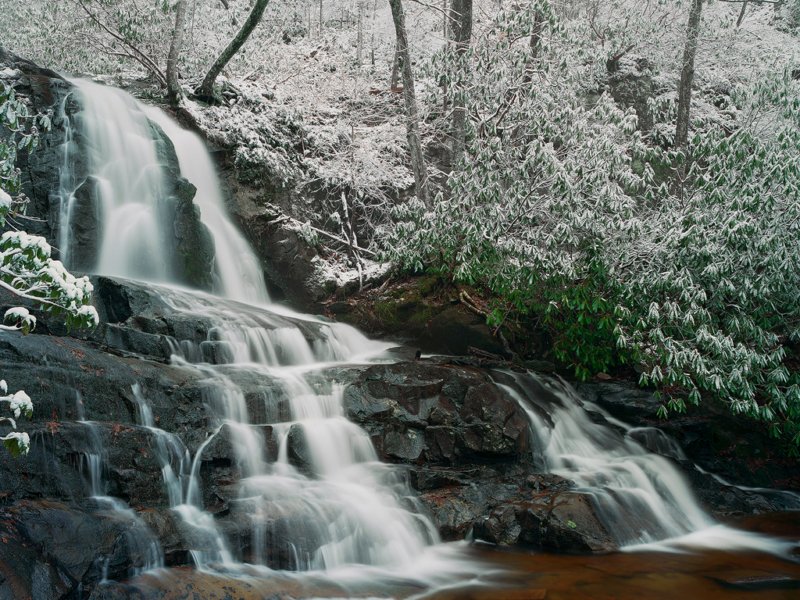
141,108,268,304
57,78,448,579
60,79,267,302
54,78,798,592
501,372,800,555
61,80,174,281
154,284,439,571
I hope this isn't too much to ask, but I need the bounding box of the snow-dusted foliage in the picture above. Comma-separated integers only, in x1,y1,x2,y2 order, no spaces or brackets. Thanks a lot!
623,72,800,442
386,1,800,444
2,1,799,441
0,77,98,456
385,1,648,366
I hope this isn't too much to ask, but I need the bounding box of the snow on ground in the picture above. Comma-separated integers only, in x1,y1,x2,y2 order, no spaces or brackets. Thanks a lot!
3,1,798,289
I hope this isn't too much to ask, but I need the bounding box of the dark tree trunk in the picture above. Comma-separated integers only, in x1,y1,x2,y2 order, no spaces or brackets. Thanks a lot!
389,0,430,207
390,42,400,90
736,1,749,28
166,0,188,106
675,0,703,149
196,0,271,101
449,0,472,168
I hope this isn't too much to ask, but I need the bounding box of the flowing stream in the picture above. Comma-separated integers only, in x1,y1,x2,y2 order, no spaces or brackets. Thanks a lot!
53,79,799,594
500,372,800,555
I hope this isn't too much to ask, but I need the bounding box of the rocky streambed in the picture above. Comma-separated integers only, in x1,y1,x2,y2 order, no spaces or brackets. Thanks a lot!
1,276,798,599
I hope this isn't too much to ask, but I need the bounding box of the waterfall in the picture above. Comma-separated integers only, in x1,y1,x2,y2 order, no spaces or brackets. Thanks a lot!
57,79,443,575
61,80,173,281
60,79,267,303
502,371,799,556
53,79,797,588
141,107,268,304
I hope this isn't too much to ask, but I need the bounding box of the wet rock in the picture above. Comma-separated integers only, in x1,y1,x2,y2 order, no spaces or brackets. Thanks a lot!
286,424,313,474
236,205,327,309
0,499,162,598
0,48,77,250
67,176,103,271
467,484,615,553
170,177,216,290
344,362,530,465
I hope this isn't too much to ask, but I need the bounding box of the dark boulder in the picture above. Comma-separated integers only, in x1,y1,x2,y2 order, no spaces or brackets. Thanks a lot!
344,361,530,465
0,499,166,599
169,176,216,290
0,48,78,250
66,176,103,271
342,360,616,553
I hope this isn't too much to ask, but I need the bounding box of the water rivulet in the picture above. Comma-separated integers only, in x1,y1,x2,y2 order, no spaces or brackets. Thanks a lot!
18,79,798,595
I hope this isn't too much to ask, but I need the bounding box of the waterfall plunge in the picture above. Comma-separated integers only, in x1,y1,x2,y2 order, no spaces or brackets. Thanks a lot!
58,81,444,575
54,79,798,586
61,79,267,304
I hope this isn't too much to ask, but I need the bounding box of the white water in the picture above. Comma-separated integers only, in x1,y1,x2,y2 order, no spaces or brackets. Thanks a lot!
62,79,267,303
158,284,438,571
56,80,799,590
58,80,443,577
63,80,173,281
502,372,798,555
142,108,268,304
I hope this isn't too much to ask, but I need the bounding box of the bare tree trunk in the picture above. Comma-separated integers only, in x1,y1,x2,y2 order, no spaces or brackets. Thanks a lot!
389,0,430,208
736,0,749,27
357,2,364,66
449,0,472,168
196,0,271,101
167,0,188,106
390,43,400,90
675,0,703,149
319,0,323,37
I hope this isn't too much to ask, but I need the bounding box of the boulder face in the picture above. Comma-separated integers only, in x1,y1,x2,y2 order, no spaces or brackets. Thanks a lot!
169,176,216,290
1,47,77,248
343,361,616,552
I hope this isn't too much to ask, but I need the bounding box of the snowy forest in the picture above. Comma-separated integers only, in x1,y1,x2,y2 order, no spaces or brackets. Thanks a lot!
6,0,797,445
1,1,800,599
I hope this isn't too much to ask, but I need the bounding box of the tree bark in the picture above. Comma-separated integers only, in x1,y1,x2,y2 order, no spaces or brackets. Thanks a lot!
390,42,400,90
389,0,430,207
166,0,188,106
736,0,749,27
449,0,472,168
675,0,703,149
196,0,271,101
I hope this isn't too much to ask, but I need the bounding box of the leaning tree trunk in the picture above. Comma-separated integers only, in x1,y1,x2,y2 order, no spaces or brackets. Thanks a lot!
389,0,430,208
166,0,188,106
449,0,472,168
736,0,749,28
196,0,271,101
675,0,703,149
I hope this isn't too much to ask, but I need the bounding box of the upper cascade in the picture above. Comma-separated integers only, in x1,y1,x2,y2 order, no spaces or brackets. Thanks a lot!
59,79,268,304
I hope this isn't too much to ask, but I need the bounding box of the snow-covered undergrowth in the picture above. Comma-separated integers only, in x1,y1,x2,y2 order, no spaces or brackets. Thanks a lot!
2,1,800,443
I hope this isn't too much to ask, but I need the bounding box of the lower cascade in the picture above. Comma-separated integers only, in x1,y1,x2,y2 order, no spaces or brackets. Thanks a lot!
2,76,798,598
